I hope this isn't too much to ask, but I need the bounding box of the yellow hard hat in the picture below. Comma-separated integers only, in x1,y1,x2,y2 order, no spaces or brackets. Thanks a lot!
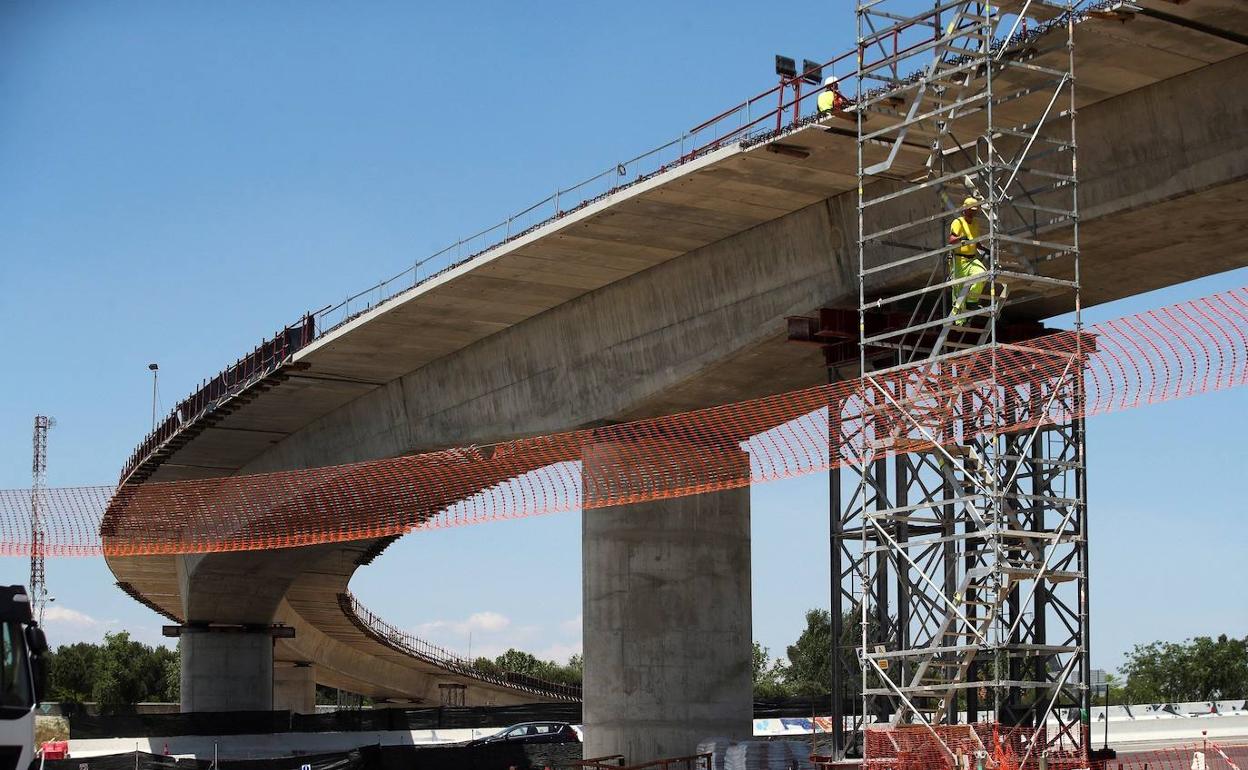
963,197,980,208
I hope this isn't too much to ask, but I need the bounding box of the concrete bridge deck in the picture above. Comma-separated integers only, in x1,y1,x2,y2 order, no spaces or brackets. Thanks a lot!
106,0,1247,720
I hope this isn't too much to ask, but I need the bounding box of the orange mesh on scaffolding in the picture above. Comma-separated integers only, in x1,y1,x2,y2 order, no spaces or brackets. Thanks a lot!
0,287,1244,557
864,722,1088,770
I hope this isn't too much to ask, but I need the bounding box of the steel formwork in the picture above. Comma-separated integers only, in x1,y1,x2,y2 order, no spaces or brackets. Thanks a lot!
833,0,1089,762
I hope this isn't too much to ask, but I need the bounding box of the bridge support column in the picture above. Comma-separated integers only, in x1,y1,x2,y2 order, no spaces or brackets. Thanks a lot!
582,444,752,764
273,662,316,714
180,629,273,712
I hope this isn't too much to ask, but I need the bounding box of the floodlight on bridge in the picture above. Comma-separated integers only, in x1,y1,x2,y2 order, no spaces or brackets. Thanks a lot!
801,59,822,85
774,55,797,79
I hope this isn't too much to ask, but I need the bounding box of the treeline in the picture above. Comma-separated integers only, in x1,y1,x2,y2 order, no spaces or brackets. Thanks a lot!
471,649,583,687
45,636,585,708
44,620,1246,708
48,632,177,708
1117,635,1248,703
751,610,1248,704
753,609,856,697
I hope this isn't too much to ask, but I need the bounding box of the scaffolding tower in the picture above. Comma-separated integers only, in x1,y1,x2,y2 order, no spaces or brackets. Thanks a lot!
831,0,1089,761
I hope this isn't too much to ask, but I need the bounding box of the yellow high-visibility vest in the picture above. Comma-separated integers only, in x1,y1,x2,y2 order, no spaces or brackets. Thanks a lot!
818,91,843,112
950,215,980,258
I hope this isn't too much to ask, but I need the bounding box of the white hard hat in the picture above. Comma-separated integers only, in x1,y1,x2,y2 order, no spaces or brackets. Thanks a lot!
824,76,839,87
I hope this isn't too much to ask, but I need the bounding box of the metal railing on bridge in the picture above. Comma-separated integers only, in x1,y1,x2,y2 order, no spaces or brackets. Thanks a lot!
119,315,316,484
339,592,582,702
118,2,1109,485
308,48,858,336
117,49,857,484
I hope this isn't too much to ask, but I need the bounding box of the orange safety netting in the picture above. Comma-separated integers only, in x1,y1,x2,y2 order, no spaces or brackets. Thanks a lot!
861,725,1246,770
864,722,1088,770
1,287,1245,558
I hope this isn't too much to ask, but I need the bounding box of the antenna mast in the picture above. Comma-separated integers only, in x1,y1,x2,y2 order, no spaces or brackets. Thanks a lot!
31,415,55,624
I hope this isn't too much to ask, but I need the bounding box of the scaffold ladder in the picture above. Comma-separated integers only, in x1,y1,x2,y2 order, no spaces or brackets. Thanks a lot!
829,0,1091,762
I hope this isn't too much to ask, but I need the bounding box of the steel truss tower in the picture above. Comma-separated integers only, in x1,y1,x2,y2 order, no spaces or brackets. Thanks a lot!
831,0,1089,761
31,415,54,624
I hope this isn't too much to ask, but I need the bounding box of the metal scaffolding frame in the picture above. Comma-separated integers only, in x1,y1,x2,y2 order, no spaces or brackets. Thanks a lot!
30,415,53,625
831,0,1090,761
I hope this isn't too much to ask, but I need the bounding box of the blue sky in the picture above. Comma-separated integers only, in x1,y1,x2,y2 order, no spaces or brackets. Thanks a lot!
0,3,1244,677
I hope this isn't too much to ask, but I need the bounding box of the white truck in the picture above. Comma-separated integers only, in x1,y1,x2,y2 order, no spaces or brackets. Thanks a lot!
0,586,49,770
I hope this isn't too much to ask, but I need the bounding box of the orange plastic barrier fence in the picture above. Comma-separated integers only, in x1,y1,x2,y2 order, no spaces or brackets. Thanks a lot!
864,721,1088,770
1,288,1245,557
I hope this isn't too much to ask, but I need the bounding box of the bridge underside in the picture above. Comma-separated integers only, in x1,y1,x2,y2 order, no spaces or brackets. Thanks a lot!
108,1,1247,715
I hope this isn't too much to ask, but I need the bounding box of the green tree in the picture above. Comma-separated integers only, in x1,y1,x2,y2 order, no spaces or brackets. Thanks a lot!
1120,635,1248,702
493,649,546,678
781,609,875,700
752,641,790,697
1187,635,1248,700
92,632,170,711
48,642,100,703
471,649,583,686
1121,640,1184,702
784,609,832,695
154,645,179,703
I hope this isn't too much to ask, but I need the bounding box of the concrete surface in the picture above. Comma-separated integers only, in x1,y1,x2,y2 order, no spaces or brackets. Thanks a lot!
128,46,1248,486
1107,714,1248,750
273,664,316,715
68,728,503,760
179,631,273,713
103,0,1248,717
64,713,1248,761
582,446,753,763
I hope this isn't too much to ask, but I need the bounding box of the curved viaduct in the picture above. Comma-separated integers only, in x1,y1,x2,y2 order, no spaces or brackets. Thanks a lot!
108,1,1247,758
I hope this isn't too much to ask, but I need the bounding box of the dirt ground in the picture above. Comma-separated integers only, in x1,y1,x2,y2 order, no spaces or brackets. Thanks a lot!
35,715,70,744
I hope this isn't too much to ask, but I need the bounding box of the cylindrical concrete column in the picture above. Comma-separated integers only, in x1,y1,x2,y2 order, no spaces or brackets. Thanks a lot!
180,630,274,712
582,444,752,764
273,662,316,714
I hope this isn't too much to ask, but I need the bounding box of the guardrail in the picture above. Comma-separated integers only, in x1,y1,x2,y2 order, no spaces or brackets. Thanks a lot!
118,2,1097,484
116,51,855,484
302,0,1108,342
339,592,582,702
118,315,316,484
308,48,857,337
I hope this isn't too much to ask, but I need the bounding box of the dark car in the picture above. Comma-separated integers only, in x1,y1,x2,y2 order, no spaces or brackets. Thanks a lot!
469,721,581,747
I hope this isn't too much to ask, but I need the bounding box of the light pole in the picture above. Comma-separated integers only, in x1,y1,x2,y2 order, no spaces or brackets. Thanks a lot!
1090,668,1113,750
148,363,159,431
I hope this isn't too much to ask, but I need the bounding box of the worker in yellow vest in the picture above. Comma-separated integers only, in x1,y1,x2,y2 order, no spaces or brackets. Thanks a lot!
818,76,850,115
947,197,987,323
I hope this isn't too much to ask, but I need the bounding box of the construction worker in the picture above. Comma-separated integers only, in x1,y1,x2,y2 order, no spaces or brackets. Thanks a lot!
947,197,987,322
817,76,849,114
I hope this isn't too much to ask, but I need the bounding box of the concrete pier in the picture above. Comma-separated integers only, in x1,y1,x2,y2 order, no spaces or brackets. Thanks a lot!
581,445,753,763
273,663,316,714
107,33,1248,711
180,630,274,712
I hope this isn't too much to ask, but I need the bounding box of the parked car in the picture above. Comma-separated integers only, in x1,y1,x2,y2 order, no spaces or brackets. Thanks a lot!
469,721,581,746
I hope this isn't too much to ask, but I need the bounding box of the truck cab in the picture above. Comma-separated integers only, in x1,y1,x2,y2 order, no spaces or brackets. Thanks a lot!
0,586,48,770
